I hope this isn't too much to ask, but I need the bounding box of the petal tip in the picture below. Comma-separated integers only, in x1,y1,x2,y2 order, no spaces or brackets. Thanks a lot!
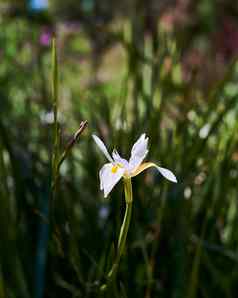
171,176,178,183
104,190,110,198
92,134,99,143
92,134,113,162
156,166,178,183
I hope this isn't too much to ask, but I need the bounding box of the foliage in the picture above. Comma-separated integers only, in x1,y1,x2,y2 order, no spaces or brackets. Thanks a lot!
1,4,238,298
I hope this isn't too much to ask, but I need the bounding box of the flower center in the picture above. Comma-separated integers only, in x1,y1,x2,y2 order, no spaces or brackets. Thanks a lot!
111,163,123,174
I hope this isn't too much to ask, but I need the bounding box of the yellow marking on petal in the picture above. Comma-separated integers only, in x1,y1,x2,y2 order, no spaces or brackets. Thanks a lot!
130,162,177,183
111,163,124,174
130,162,156,177
111,165,119,173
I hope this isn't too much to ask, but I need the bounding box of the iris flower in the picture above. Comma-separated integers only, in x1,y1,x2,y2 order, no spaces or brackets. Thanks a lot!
93,133,177,198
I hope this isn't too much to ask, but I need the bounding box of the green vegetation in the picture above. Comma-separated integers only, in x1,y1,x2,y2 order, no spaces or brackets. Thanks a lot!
1,2,238,297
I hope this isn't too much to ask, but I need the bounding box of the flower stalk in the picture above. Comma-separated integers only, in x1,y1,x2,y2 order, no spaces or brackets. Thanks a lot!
100,178,133,292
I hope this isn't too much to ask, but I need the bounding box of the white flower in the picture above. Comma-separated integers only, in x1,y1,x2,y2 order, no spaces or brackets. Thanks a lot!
93,133,177,198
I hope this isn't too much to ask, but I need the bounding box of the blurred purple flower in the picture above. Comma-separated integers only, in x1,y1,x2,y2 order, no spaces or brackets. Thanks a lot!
39,29,51,47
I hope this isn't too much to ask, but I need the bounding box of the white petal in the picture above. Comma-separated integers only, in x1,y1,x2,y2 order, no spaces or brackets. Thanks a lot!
112,149,129,168
99,164,108,190
99,163,125,198
92,135,113,162
128,133,149,173
156,166,177,183
130,162,177,183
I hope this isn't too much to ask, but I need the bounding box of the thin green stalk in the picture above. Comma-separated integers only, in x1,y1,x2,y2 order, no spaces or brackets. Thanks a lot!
52,38,58,131
51,37,60,194
50,37,60,231
50,39,88,196
100,178,133,292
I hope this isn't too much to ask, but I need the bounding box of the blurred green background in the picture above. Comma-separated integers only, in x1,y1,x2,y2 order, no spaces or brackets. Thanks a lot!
1,0,238,297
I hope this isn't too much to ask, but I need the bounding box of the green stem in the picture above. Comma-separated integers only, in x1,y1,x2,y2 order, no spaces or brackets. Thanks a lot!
50,37,59,228
51,37,59,194
100,178,133,292
117,178,133,259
